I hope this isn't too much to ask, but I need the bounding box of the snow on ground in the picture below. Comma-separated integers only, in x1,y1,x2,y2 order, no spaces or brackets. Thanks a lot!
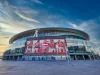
0,60,100,75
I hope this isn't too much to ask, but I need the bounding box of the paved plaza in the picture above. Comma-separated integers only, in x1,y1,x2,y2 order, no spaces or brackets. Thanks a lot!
0,60,100,75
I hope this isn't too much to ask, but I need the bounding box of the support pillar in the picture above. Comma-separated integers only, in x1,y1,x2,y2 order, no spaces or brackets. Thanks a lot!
97,56,99,60
17,56,19,60
6,56,8,60
96,55,98,60
10,56,12,60
4,56,6,60
13,56,15,60
69,55,71,60
95,55,97,60
6,56,7,60
93,55,96,60
82,55,85,60
88,55,91,60
75,55,77,60
9,56,11,60
4,56,5,60
5,56,7,60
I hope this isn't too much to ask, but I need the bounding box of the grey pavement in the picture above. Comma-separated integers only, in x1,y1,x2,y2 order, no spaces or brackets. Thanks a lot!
0,60,100,75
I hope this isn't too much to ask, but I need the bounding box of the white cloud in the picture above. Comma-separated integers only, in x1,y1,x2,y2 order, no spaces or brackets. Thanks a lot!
33,0,43,4
68,20,100,52
68,22,78,29
61,9,68,14
0,21,41,34
21,8,38,15
0,1,42,36
15,11,40,23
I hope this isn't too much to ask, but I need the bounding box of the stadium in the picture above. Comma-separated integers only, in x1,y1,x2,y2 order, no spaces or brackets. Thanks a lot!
3,27,100,60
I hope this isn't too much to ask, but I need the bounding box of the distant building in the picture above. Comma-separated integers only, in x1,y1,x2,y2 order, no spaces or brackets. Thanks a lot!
2,27,100,60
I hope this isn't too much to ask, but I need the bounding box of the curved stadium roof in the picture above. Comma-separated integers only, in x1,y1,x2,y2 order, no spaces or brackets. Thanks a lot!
9,27,90,44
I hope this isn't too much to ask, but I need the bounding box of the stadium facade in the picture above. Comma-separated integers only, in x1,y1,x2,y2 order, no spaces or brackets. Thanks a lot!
3,27,100,60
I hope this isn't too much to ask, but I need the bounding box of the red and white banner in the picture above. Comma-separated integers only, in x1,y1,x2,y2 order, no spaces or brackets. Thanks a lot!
24,39,68,55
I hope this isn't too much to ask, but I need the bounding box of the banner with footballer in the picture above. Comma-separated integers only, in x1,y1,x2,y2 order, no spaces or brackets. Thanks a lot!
24,38,68,55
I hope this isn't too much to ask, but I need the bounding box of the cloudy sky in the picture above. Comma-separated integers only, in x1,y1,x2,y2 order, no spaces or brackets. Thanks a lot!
0,0,100,56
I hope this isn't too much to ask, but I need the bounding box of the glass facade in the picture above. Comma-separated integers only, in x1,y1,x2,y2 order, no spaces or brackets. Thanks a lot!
66,38,90,54
8,32,90,55
3,29,99,60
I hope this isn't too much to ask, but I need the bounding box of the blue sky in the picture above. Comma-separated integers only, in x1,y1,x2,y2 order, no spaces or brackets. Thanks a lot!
0,0,100,54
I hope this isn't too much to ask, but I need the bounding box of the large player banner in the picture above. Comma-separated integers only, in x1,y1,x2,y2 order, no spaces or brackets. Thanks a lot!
24,38,68,55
